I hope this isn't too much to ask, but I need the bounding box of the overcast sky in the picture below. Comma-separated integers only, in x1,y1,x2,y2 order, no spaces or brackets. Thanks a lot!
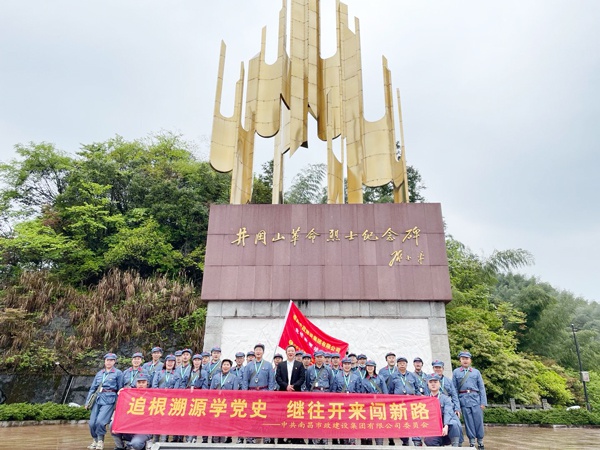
1,1,599,302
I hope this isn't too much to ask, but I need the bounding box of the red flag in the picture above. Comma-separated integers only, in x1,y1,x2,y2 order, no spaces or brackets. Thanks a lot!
278,301,349,358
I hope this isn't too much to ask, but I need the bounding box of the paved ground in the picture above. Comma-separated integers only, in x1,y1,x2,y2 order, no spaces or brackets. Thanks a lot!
0,424,598,449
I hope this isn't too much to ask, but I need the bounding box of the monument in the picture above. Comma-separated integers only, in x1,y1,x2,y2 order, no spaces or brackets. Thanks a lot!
202,0,452,370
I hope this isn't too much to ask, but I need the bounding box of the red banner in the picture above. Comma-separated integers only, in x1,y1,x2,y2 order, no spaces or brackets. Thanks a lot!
112,389,442,438
278,301,349,358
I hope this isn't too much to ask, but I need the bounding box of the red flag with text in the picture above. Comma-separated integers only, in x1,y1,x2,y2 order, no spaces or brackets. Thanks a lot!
278,301,349,358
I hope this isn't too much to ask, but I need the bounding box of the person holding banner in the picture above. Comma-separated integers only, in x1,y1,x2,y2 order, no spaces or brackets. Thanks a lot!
275,345,306,444
111,373,152,450
85,353,124,450
424,375,461,447
361,360,388,445
151,354,180,444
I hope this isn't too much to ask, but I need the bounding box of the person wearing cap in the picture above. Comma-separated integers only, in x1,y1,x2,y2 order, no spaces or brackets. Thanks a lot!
151,355,180,389
305,350,335,392
205,346,222,385
432,360,461,418
413,357,428,394
391,357,421,446
174,350,183,367
85,353,124,450
356,354,368,380
209,358,240,444
333,357,361,446
295,350,304,362
200,351,211,369
122,352,145,389
305,350,334,445
242,344,275,444
360,360,388,445
245,350,255,364
301,353,312,391
379,352,398,446
334,357,361,394
330,353,342,376
410,357,428,447
152,355,180,443
233,352,246,379
111,374,152,450
176,348,193,388
242,344,275,391
324,352,332,367
142,347,163,378
424,375,461,447
453,352,487,450
348,353,358,371
188,354,208,389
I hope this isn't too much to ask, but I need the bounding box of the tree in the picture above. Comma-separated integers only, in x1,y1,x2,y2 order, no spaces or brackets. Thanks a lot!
0,133,231,285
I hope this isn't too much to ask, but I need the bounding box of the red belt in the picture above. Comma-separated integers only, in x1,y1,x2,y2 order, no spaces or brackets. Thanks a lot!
102,389,117,392
249,386,268,390
459,389,478,394
312,387,328,391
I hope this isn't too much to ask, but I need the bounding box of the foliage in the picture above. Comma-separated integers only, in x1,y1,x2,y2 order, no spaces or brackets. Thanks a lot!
484,407,600,425
251,160,274,204
0,134,230,286
0,402,90,421
0,269,202,372
284,163,327,204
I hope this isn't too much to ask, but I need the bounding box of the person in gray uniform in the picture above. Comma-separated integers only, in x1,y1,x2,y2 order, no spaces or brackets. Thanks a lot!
111,374,152,450
141,347,163,379
379,351,398,446
360,360,388,445
305,350,334,445
424,375,461,447
242,343,275,444
452,351,487,450
122,352,145,389
210,359,240,443
85,353,124,450
391,356,422,446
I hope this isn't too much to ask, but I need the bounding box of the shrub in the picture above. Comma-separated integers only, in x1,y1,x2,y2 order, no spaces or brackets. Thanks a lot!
484,407,600,425
0,402,90,421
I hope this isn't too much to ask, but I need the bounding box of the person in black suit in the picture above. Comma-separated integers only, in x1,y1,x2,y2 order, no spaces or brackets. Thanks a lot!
275,345,306,444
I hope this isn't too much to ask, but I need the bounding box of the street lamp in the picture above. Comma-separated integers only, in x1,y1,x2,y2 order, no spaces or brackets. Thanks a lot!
570,324,591,411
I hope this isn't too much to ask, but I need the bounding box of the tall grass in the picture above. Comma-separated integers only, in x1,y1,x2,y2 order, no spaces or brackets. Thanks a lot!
0,269,204,372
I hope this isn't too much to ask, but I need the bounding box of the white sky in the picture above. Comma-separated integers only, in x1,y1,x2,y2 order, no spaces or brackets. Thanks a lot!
1,1,599,302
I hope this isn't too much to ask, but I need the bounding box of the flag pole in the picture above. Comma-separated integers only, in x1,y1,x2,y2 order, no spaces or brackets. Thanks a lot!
273,299,294,360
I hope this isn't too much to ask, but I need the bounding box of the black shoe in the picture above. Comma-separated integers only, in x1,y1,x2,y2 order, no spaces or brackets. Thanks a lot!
388,438,395,446
478,446,484,450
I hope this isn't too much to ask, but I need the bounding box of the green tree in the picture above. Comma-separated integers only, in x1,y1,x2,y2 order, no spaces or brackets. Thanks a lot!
0,133,231,285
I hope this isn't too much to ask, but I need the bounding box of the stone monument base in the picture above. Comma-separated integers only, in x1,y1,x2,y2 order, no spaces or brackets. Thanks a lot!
204,300,451,372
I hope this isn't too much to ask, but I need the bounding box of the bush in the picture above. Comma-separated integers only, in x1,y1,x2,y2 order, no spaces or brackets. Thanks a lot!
0,402,90,421
484,407,600,425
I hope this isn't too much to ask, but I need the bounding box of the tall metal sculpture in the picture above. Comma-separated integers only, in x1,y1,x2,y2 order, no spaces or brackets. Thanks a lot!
210,0,409,205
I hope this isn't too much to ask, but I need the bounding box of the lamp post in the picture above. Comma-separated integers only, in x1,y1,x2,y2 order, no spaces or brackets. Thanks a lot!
570,324,591,411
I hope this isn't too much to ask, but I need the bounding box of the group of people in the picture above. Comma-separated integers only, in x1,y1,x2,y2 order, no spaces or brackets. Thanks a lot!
85,344,487,449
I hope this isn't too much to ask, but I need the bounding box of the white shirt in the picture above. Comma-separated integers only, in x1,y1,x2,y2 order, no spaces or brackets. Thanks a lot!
287,360,295,385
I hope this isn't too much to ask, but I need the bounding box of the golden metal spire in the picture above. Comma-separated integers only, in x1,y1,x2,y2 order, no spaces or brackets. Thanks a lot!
210,0,408,204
